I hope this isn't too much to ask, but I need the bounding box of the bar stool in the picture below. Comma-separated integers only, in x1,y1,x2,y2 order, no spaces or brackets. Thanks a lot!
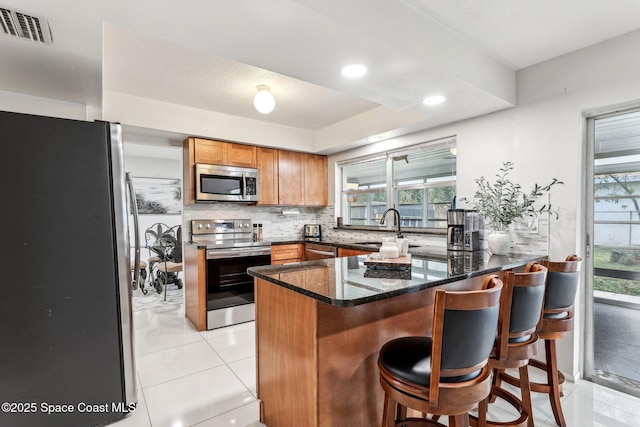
377,278,503,427
473,263,547,427
500,255,581,427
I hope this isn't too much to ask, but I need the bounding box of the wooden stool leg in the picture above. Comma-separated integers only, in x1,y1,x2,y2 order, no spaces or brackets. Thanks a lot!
489,368,503,403
382,393,396,427
450,413,470,427
519,364,534,427
477,395,488,427
546,339,566,427
396,403,407,421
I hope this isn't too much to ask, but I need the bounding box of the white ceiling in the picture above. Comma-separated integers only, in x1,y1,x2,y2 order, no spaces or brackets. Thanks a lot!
2,0,640,153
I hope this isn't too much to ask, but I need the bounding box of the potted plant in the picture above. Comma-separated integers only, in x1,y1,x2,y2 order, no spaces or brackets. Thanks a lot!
461,161,563,255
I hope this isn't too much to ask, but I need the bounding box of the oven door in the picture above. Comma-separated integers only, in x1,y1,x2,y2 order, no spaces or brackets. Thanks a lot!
205,250,270,329
195,163,258,202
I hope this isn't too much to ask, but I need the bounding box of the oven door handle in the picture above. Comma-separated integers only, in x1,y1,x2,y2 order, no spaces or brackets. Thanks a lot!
305,248,336,257
207,248,271,259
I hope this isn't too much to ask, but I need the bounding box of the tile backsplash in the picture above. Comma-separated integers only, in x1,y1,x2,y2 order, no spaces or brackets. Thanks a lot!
183,204,322,241
183,204,548,254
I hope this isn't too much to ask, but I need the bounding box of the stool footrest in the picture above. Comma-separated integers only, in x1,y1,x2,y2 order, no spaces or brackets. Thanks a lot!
470,386,528,427
500,361,565,394
391,418,446,427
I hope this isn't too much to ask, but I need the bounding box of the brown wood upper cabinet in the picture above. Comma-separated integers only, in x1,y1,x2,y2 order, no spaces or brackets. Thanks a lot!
273,150,327,206
257,147,279,205
193,138,256,168
304,153,328,206
227,143,257,168
278,150,305,206
186,137,327,207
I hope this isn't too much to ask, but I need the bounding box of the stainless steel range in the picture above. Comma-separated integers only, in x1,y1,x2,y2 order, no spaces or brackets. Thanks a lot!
191,219,271,329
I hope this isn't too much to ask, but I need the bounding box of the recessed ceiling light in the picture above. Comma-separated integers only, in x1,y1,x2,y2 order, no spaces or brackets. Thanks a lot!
423,95,446,106
341,64,367,78
367,136,384,142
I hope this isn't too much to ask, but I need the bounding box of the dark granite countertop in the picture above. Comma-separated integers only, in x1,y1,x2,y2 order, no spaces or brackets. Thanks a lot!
189,238,437,254
248,250,546,307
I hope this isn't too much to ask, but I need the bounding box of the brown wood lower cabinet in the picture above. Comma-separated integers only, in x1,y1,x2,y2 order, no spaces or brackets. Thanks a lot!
254,275,492,427
271,243,303,264
337,247,371,257
184,245,207,331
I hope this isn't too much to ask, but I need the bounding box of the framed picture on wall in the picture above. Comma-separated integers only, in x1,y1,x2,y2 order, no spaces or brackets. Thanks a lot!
131,177,182,215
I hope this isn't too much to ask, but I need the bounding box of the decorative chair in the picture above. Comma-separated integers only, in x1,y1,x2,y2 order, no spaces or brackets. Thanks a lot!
145,223,183,300
500,255,581,427
130,260,148,294
473,262,548,427
377,278,503,427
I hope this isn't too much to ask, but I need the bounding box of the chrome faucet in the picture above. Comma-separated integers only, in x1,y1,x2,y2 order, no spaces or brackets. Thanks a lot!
380,208,403,238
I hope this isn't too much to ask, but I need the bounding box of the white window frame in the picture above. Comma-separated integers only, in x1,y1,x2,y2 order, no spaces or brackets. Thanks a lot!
338,136,457,231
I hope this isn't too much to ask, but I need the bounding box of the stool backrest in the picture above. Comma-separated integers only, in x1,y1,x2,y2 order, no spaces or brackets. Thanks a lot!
430,279,502,402
541,255,581,315
494,263,547,360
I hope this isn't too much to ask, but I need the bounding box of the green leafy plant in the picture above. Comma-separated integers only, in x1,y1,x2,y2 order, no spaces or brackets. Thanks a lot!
461,161,563,231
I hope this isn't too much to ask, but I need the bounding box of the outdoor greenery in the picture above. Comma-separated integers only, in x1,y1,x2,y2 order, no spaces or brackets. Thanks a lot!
462,161,563,231
399,189,423,204
593,247,640,296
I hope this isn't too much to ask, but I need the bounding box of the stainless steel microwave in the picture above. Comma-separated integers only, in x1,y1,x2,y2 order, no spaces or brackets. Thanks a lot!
195,164,259,202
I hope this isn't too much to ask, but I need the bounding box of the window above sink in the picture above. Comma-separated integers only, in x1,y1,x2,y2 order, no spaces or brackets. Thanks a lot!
338,136,456,231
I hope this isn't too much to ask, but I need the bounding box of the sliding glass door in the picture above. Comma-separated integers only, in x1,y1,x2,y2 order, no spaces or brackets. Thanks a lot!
585,107,640,397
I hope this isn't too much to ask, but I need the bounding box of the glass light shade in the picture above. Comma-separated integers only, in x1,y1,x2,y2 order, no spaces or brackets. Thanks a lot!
254,85,275,114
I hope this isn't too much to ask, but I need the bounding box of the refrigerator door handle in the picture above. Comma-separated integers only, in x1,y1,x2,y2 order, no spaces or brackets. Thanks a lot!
109,123,137,408
126,172,141,290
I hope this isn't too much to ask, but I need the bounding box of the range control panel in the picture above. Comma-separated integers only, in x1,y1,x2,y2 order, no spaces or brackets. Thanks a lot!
191,219,252,235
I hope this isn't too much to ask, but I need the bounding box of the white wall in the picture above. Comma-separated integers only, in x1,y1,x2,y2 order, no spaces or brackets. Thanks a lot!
0,89,88,120
328,28,640,381
103,90,316,152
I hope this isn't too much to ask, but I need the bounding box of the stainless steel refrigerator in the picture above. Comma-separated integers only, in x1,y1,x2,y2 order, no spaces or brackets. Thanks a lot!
0,111,137,426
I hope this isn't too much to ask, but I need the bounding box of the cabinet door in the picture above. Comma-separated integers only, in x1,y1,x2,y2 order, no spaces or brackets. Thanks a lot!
271,244,303,263
304,267,329,294
257,147,279,205
194,139,227,165
278,151,304,206
228,143,257,168
304,154,328,206
337,248,371,257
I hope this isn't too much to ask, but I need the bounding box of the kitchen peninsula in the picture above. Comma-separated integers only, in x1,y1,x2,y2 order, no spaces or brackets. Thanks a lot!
248,249,546,427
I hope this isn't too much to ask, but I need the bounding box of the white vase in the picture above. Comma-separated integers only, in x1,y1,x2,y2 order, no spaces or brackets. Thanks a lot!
488,231,511,255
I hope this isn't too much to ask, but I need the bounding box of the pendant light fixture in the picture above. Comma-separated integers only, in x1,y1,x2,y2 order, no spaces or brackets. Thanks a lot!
254,85,275,114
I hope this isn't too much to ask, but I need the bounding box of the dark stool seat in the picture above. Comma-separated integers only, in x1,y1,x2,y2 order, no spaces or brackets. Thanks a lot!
378,278,503,427
500,255,581,427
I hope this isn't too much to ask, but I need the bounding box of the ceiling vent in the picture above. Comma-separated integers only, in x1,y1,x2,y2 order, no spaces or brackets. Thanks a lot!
0,7,52,45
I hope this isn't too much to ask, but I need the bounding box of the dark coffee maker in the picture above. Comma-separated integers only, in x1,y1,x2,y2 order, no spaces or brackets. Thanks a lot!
447,209,465,251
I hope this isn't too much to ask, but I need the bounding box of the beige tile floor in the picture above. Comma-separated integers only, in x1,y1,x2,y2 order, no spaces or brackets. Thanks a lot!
112,302,640,426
